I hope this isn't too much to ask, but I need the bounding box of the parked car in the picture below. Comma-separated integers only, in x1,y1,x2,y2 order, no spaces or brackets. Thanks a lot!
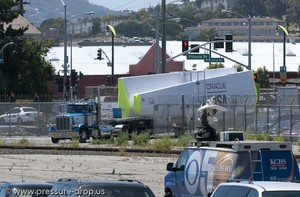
49,178,156,197
0,181,53,197
0,107,42,125
269,120,300,135
280,121,300,141
211,181,300,197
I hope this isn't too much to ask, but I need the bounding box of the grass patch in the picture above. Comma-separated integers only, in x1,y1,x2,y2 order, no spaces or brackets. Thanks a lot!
131,131,150,146
151,137,174,150
115,133,129,146
91,137,115,145
245,132,271,141
18,138,30,146
69,140,79,148
174,134,194,147
272,135,285,141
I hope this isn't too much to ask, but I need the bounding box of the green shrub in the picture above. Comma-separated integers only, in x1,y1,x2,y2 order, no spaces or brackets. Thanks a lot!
69,140,79,148
175,134,194,147
18,138,29,145
115,133,129,146
272,135,285,141
151,137,174,150
91,137,114,145
132,131,150,146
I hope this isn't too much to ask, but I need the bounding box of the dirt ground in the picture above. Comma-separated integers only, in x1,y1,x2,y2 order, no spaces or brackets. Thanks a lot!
0,154,175,197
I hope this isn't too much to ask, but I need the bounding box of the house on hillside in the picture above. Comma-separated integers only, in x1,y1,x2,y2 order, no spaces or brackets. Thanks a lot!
186,17,286,42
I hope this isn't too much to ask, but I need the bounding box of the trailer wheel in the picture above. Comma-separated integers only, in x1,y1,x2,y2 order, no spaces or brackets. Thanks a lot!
79,127,88,143
51,138,60,144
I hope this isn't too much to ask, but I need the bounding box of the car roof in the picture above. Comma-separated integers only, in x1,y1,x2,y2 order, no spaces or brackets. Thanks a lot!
0,181,53,187
55,179,148,188
217,181,300,191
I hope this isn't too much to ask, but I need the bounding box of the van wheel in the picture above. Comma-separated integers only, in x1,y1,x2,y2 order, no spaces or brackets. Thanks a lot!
164,191,173,197
79,128,88,143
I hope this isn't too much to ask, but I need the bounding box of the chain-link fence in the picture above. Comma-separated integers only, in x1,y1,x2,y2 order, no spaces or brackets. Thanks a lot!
0,102,64,137
152,94,300,141
2,93,300,142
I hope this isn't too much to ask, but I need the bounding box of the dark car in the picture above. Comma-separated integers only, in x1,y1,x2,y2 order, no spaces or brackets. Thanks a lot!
49,178,156,197
0,181,53,197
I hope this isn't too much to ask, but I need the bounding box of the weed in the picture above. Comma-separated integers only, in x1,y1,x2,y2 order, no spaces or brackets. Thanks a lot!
115,133,129,146
175,134,194,147
151,137,174,150
69,140,79,148
132,131,150,146
18,138,29,146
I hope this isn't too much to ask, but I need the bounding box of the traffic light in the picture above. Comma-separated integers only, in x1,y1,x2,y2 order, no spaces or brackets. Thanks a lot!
105,75,111,86
97,48,102,60
65,76,70,91
79,71,83,79
71,69,78,86
214,38,224,49
190,44,199,53
182,40,189,54
225,34,233,52
253,72,258,82
58,77,64,92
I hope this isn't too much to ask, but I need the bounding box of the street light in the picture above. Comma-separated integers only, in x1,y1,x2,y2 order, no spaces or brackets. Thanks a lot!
221,9,252,70
276,25,289,68
61,0,67,101
276,25,289,85
106,25,116,85
68,11,94,100
60,0,94,100
161,0,182,73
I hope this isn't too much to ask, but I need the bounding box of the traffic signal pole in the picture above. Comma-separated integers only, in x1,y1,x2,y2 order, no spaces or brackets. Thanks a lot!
167,40,248,69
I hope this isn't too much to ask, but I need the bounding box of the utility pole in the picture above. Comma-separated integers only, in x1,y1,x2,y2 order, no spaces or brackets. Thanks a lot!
161,0,166,73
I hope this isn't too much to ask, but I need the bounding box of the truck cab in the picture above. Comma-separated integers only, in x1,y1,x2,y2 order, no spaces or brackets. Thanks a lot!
48,99,110,143
164,132,300,197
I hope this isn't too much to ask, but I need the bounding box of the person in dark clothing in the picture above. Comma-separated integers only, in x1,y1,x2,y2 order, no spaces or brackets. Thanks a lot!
195,108,218,141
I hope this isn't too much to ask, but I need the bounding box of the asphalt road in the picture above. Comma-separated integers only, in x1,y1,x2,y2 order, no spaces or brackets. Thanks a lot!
0,154,174,197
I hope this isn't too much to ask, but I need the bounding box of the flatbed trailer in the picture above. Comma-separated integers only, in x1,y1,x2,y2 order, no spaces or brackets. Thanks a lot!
107,116,153,136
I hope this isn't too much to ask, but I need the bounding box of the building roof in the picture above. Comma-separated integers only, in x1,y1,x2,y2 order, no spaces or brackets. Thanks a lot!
203,17,283,23
46,41,300,75
4,14,41,35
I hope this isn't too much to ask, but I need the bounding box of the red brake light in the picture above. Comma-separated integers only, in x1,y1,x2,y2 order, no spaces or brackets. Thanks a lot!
279,144,287,149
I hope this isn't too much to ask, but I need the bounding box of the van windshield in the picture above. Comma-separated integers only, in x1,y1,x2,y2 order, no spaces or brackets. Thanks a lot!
263,191,300,197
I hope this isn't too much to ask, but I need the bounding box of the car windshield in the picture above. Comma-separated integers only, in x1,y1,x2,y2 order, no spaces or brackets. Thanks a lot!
263,191,300,197
23,108,37,112
67,105,90,113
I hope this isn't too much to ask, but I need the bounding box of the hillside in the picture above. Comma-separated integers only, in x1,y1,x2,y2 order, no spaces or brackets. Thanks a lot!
23,0,124,27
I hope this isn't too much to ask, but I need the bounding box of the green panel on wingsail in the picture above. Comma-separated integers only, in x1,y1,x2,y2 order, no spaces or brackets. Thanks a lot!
117,78,130,117
133,94,141,116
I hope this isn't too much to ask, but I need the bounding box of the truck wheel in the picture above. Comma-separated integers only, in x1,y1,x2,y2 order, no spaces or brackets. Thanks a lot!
79,128,88,143
51,138,60,143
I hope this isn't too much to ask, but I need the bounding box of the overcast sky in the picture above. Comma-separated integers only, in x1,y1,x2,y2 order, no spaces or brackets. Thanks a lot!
88,0,182,11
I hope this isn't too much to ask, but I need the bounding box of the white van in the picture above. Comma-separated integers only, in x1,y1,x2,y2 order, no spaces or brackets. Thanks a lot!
164,133,300,197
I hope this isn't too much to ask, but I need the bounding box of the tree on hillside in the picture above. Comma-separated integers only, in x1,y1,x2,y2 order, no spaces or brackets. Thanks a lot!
0,0,55,97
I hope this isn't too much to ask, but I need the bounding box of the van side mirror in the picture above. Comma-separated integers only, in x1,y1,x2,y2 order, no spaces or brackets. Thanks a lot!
166,162,175,171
